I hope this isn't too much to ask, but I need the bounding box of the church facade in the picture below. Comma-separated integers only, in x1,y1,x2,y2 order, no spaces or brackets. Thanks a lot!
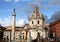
3,5,49,42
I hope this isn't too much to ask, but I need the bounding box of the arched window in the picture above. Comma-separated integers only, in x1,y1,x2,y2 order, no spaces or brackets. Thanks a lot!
38,20,39,24
32,21,33,24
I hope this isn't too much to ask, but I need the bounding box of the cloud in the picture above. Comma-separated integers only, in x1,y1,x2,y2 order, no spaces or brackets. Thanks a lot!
47,11,60,23
16,19,25,26
4,0,20,3
14,0,46,3
0,16,27,27
50,11,60,20
45,0,60,7
7,9,13,12
14,0,20,3
24,0,48,15
4,0,12,2
0,16,12,26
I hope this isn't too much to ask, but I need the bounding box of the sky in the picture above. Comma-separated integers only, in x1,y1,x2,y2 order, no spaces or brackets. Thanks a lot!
0,0,60,26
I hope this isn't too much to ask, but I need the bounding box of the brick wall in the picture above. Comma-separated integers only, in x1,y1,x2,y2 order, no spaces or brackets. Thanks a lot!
50,20,60,37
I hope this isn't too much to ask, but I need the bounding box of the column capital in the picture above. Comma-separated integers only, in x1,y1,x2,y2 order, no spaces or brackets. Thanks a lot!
12,9,16,16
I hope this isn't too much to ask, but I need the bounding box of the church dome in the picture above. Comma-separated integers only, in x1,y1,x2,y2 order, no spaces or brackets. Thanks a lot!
39,13,44,19
29,5,45,20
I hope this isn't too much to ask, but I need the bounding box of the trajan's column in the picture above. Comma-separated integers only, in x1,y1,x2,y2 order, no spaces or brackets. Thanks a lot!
12,9,16,42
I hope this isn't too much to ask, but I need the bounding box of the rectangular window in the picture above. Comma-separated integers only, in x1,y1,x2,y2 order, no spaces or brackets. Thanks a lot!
38,20,39,24
32,21,33,24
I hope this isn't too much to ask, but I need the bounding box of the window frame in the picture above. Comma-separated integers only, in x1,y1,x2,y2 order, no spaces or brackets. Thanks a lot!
38,20,39,24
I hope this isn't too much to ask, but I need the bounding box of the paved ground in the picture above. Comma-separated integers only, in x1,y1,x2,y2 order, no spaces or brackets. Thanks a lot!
0,40,6,42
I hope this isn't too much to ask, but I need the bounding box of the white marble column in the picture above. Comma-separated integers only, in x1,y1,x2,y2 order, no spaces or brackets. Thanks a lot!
12,9,16,42
27,31,32,42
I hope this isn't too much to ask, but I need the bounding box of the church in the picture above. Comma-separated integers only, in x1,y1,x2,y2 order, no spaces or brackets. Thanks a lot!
3,5,49,42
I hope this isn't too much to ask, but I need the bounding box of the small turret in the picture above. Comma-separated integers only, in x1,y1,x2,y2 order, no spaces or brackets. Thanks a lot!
34,5,39,13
